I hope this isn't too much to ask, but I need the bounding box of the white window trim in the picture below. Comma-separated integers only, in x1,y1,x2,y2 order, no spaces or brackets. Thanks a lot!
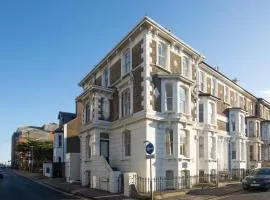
181,55,191,78
198,70,205,92
102,67,110,87
178,83,191,115
121,48,132,77
161,80,176,113
156,38,170,70
207,100,216,125
118,81,133,119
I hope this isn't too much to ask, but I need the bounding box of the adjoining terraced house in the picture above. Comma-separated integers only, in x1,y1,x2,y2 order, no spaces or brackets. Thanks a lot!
76,16,270,193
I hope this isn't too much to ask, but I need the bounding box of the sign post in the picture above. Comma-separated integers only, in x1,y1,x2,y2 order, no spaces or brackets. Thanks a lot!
145,142,154,200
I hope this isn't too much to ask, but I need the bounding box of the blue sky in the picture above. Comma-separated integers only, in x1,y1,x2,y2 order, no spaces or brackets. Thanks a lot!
0,0,270,163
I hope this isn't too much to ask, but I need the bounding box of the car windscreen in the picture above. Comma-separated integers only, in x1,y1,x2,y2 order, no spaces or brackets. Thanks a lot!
251,168,270,175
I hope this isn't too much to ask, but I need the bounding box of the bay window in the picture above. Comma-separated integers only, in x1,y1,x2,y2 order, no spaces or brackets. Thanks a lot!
231,114,236,132
249,121,255,137
240,115,245,133
179,87,187,113
165,82,173,112
208,102,215,124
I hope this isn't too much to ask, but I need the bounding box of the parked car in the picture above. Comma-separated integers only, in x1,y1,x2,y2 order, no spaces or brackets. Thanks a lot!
242,168,270,190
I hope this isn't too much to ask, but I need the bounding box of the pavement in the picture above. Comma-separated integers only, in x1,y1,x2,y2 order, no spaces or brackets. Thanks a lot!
0,167,79,200
12,169,270,200
14,169,129,200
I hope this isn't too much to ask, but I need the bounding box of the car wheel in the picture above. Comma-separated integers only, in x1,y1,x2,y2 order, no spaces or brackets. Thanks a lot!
242,184,249,190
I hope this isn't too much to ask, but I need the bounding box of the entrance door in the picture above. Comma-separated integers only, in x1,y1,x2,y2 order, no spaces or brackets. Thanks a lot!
165,170,174,189
100,140,109,162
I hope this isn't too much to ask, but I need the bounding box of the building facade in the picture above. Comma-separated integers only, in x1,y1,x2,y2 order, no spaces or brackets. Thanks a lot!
76,17,270,192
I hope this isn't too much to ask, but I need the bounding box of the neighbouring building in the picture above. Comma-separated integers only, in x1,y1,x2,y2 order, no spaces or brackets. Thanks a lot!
76,16,270,193
52,111,78,178
11,123,57,169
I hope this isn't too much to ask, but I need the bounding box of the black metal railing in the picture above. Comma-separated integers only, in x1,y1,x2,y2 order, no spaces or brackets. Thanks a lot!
132,169,253,193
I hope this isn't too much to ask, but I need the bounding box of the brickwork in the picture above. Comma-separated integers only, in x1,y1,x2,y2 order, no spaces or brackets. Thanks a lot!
110,59,121,85
132,39,143,69
150,75,161,112
217,120,228,131
150,40,157,64
133,67,144,113
207,77,211,93
95,76,102,86
110,91,119,121
170,52,181,73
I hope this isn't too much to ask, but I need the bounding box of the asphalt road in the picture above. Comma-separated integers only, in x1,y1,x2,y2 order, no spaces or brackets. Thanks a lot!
217,189,270,200
0,168,79,200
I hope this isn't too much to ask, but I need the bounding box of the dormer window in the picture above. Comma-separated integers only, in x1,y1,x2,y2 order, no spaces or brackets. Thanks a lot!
158,42,167,68
123,49,131,75
231,114,236,132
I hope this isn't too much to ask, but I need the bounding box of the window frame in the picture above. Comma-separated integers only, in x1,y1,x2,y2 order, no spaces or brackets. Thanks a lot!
58,134,62,148
179,86,187,114
164,81,174,112
123,130,131,157
232,141,236,159
157,41,168,68
182,56,190,78
102,67,109,87
165,129,174,156
122,49,131,76
199,103,204,123
199,71,205,92
208,102,215,125
122,88,131,117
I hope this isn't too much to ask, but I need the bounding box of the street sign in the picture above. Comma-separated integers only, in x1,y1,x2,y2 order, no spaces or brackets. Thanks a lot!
182,162,188,169
146,143,154,155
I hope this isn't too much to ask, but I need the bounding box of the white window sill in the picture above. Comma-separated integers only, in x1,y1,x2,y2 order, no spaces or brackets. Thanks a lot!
164,155,175,160
155,64,170,73
121,156,131,161
178,155,191,160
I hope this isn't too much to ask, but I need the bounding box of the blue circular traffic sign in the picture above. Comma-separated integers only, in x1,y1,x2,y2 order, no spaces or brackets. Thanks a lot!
146,143,154,155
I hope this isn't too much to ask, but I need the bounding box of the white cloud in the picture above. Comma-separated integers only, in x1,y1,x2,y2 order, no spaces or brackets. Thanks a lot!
257,90,270,102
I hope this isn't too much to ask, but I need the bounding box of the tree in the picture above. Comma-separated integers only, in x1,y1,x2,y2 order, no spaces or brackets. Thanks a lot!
16,139,53,171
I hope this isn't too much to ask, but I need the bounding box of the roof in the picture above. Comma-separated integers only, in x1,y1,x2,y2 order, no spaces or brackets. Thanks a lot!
58,111,76,126
78,16,204,87
201,61,270,107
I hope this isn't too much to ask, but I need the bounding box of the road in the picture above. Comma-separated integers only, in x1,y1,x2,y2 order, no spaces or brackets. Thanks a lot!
217,189,270,200
0,168,80,200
